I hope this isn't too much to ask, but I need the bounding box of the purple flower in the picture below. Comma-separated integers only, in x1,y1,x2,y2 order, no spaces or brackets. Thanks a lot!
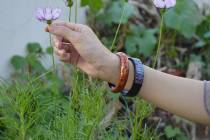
36,8,61,24
153,0,176,9
165,0,176,8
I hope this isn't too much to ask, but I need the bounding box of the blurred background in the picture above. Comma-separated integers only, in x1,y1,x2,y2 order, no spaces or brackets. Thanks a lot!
0,0,86,78
0,0,210,140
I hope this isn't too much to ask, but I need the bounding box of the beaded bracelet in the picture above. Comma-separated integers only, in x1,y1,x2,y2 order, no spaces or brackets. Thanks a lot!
108,52,129,93
121,58,144,97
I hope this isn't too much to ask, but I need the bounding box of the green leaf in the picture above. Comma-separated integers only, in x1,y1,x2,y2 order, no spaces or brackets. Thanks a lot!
10,55,27,70
164,0,203,38
26,54,46,73
190,54,202,62
98,1,136,24
164,125,181,138
125,25,157,57
125,36,138,54
46,47,53,55
193,40,206,48
26,43,42,54
204,31,210,38
177,134,189,140
81,0,103,12
138,30,157,57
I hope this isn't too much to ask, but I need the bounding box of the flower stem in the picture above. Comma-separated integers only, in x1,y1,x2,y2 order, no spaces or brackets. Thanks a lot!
75,0,78,23
49,33,56,72
110,2,126,52
153,14,164,68
69,7,72,22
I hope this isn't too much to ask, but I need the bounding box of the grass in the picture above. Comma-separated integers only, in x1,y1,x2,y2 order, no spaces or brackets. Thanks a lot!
0,67,158,140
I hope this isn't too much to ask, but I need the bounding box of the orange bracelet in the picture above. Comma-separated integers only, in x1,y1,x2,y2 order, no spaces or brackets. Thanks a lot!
109,52,129,93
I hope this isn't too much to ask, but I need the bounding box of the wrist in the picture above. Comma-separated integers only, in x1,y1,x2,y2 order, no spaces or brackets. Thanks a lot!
97,53,120,83
97,52,134,91
125,60,134,90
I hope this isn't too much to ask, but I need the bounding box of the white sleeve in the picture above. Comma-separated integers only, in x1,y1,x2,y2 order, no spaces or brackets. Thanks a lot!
204,81,210,116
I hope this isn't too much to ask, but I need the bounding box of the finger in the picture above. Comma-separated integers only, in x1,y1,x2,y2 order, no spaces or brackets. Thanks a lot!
53,36,63,48
59,44,72,52
48,24,76,41
52,22,81,32
54,47,70,62
45,26,49,32
54,46,67,56
53,37,73,52
54,35,63,43
53,35,71,48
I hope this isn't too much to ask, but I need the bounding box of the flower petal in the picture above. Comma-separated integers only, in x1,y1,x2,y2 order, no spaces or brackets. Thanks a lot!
36,7,61,23
153,0,165,8
44,7,53,21
165,0,176,8
36,8,45,21
52,8,61,20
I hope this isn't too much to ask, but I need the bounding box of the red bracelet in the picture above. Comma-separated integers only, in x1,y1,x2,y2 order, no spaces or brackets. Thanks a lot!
109,52,129,93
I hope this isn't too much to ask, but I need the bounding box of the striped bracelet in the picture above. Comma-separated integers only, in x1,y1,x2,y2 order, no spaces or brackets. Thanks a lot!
108,52,130,93
121,57,144,97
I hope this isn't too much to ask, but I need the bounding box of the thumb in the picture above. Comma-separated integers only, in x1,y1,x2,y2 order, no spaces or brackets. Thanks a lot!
47,24,76,41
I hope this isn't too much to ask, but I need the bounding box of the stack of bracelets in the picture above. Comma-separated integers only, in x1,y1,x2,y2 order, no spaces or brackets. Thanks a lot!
108,52,144,97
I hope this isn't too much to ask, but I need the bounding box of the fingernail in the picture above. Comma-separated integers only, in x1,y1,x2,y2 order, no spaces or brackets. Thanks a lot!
55,41,59,46
45,27,49,32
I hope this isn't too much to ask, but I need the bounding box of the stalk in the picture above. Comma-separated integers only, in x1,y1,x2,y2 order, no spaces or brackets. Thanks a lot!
69,6,72,22
49,33,56,72
153,14,164,68
110,2,126,52
20,110,26,140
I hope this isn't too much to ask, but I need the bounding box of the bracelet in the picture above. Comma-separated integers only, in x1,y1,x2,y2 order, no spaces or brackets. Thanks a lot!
108,52,129,93
121,58,144,97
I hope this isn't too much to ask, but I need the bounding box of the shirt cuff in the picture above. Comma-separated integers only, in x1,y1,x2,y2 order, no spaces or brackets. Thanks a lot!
204,80,210,116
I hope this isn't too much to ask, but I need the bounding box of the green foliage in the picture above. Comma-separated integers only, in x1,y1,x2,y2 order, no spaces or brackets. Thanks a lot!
46,46,53,54
98,1,136,25
0,72,156,140
11,56,27,70
10,43,48,79
91,0,156,57
81,0,103,12
164,0,203,38
164,125,188,140
2,43,158,140
195,14,210,48
26,43,42,54
125,24,157,57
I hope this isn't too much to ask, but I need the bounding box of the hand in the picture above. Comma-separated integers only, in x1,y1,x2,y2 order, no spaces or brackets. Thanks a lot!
46,22,119,83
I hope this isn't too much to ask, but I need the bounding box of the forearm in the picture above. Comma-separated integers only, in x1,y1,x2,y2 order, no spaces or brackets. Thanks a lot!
140,66,210,124
104,54,210,124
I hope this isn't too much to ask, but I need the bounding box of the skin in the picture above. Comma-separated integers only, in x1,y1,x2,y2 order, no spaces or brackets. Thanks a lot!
47,22,210,125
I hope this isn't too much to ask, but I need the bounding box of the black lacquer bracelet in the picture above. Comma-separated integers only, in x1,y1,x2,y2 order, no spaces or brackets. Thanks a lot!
121,58,144,97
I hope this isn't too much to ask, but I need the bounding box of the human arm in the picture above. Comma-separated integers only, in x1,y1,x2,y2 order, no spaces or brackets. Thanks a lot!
139,66,209,124
47,22,210,125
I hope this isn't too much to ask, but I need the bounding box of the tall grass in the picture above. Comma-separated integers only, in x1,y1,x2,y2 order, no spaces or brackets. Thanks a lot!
0,68,158,139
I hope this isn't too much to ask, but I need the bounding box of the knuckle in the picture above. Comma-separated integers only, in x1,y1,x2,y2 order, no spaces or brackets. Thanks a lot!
54,41,60,47
57,27,66,34
80,25,89,32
